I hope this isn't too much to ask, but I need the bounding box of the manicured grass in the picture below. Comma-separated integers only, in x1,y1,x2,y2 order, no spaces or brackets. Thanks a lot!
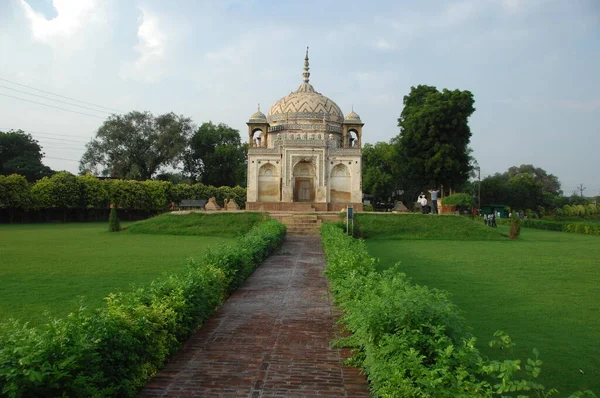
126,212,267,236
0,222,233,325
356,213,506,240
366,225,600,394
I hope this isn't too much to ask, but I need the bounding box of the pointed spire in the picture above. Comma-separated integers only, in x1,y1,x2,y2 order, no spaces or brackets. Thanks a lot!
258,103,261,112
302,46,310,83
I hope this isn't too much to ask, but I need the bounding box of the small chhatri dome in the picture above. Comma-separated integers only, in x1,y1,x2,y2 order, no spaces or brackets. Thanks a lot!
268,48,344,123
248,104,267,123
344,109,362,123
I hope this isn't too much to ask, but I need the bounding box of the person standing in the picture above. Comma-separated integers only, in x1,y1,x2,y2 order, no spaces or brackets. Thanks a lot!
428,188,440,214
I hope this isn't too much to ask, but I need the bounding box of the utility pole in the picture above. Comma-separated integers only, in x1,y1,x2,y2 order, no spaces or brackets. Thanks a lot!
478,167,481,214
577,183,586,197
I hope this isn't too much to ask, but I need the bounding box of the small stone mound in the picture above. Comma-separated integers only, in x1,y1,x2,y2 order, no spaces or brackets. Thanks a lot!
205,197,221,211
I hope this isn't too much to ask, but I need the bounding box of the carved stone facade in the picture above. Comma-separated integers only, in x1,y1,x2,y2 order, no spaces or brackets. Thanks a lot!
246,49,363,212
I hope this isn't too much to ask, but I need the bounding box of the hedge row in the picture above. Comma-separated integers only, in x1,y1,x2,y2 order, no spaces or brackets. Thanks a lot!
0,219,286,397
0,172,247,213
498,218,600,236
319,223,582,397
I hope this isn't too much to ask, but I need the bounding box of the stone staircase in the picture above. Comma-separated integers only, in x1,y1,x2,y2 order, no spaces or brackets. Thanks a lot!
281,214,322,236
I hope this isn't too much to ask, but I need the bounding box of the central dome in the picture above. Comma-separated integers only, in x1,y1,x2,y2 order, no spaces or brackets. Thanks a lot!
267,49,344,124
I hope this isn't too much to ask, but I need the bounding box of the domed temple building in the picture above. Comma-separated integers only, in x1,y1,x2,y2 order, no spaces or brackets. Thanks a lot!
246,49,363,211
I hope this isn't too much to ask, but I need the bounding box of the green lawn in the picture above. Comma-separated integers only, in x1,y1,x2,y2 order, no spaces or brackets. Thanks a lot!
366,225,600,394
0,222,233,325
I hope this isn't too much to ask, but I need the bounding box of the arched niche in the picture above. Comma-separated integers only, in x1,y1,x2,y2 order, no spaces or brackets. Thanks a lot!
347,129,359,148
258,163,279,202
330,163,351,202
250,128,264,147
293,161,315,202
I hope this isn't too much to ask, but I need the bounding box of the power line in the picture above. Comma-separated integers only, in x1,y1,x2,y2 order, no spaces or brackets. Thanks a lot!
34,135,89,144
0,85,113,115
0,127,93,140
0,76,123,113
0,93,106,119
44,156,80,162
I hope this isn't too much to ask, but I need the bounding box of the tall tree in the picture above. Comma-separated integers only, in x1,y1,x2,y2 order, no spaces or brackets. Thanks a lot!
184,122,247,187
79,111,194,180
0,130,53,182
394,85,476,193
362,142,397,203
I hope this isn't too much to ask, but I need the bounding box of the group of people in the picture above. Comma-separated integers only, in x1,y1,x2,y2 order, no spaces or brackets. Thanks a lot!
483,213,497,227
417,189,440,214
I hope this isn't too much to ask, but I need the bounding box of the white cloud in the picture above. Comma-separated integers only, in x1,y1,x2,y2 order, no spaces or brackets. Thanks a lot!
120,7,167,83
434,0,482,27
19,0,101,47
500,0,525,13
374,38,394,51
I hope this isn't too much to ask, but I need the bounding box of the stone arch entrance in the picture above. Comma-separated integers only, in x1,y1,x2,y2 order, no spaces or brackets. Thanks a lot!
330,163,351,202
258,163,279,202
293,161,315,202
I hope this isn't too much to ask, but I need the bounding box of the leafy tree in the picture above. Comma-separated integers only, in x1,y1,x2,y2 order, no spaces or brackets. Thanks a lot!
362,142,397,203
184,122,247,187
480,165,564,212
505,164,561,195
394,85,476,193
0,174,31,222
0,130,53,182
80,111,194,180
78,174,109,209
31,171,81,221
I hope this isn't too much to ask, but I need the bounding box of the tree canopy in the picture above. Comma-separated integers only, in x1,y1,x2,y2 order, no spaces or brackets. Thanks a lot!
0,130,53,182
394,85,475,193
79,111,194,180
184,122,247,187
480,164,565,211
362,142,397,203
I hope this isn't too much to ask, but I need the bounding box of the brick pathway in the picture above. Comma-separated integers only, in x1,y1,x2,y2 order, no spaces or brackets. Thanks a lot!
139,236,370,398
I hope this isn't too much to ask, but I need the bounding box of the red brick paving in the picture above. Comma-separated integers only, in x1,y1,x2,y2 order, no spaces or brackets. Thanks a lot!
138,236,370,398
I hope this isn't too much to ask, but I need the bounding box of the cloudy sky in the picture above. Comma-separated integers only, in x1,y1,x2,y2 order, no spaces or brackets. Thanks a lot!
0,0,598,195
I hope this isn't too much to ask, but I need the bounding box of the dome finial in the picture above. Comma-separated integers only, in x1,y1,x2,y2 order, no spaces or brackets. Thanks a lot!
303,46,310,83
258,103,261,112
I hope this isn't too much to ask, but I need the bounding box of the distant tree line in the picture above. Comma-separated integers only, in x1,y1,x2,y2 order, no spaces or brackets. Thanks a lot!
361,85,597,213
78,112,247,187
0,172,246,223
1,113,248,188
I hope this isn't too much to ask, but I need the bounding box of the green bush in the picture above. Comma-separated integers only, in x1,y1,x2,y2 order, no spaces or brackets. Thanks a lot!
319,223,586,397
363,204,374,212
509,212,521,240
0,173,248,216
440,193,474,208
506,219,600,236
0,219,285,396
108,207,121,232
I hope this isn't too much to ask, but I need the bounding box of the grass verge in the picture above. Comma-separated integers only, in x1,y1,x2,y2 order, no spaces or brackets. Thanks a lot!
366,225,600,394
126,212,267,236
355,213,506,240
0,222,233,325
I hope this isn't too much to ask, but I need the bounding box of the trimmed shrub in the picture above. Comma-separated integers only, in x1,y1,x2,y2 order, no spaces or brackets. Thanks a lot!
0,219,285,396
440,193,474,208
502,218,600,236
509,212,521,240
108,207,121,232
319,223,576,397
